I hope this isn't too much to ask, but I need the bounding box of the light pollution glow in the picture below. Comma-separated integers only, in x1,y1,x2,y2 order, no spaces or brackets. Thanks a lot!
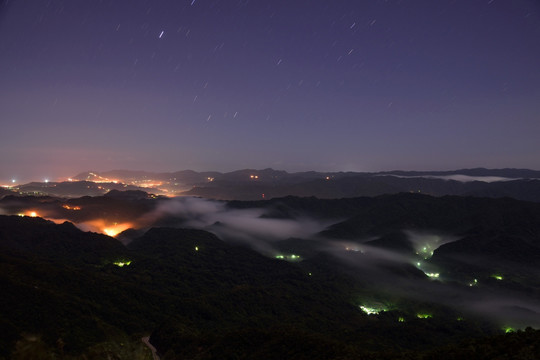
18,211,39,217
62,204,81,210
17,211,133,237
75,219,134,237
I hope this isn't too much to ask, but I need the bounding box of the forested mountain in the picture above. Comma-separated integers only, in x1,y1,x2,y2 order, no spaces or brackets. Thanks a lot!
2,192,540,358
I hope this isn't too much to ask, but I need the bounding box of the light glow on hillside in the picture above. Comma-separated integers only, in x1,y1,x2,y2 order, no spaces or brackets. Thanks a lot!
62,205,81,210
102,223,132,237
275,254,302,261
74,219,134,237
359,305,386,315
113,260,131,267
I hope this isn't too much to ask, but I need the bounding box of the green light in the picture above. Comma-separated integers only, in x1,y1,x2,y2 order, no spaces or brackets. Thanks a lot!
275,254,301,261
425,272,439,278
415,241,437,260
416,313,432,319
398,317,405,322
308,272,312,276
359,305,382,315
504,327,515,333
491,275,503,280
113,260,131,267
287,254,302,261
195,246,199,251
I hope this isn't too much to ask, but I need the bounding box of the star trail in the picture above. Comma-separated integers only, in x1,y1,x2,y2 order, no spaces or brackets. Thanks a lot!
1,0,539,182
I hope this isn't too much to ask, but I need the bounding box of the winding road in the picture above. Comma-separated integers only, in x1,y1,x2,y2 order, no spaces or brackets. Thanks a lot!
142,336,160,360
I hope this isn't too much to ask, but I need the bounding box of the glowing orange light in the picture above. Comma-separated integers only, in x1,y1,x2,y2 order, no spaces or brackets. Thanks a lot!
62,205,81,210
28,211,38,217
101,222,133,237
71,219,134,237
84,174,120,184
137,182,163,188
103,228,118,236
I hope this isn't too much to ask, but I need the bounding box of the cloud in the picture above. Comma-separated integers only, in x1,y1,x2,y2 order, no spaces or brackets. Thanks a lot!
138,197,330,253
387,174,518,182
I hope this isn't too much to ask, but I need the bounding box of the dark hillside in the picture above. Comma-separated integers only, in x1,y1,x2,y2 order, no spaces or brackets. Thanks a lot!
2,193,540,358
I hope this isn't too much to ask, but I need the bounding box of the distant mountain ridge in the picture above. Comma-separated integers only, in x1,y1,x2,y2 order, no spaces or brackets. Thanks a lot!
4,168,540,201
74,167,540,183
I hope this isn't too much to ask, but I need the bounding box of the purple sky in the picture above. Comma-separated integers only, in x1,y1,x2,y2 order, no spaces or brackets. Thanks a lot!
1,0,540,183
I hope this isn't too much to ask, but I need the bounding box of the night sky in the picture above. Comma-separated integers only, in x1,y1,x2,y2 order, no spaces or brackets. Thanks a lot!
1,0,540,183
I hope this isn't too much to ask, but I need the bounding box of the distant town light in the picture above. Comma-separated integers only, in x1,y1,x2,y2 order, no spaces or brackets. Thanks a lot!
62,204,81,211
